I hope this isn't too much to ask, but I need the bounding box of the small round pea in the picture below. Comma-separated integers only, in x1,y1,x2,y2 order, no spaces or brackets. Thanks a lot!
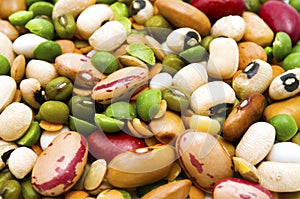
282,52,300,71
272,32,292,61
162,87,190,112
245,0,262,13
292,44,300,53
145,15,173,42
0,55,10,75
53,13,76,39
34,40,62,63
269,114,298,141
45,76,73,101
110,2,129,19
28,1,54,17
91,51,119,75
35,101,70,124
162,54,185,76
201,35,214,51
25,18,54,40
105,101,137,120
179,45,208,64
8,10,34,26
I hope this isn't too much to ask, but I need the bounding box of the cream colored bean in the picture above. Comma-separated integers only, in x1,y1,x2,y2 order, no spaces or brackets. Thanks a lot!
52,0,96,19
84,159,107,191
150,72,172,90
0,102,33,141
89,21,127,52
0,75,17,112
206,37,239,79
172,62,208,95
20,78,43,109
26,59,58,88
144,35,165,61
10,54,25,84
258,161,300,192
132,0,154,25
39,126,70,150
12,33,47,59
210,15,246,41
0,19,19,41
0,32,15,65
266,142,300,163
76,4,114,40
190,81,236,115
189,114,221,135
7,147,38,179
235,122,276,165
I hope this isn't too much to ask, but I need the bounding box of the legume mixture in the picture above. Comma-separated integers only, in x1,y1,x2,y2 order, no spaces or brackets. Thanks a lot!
0,0,300,198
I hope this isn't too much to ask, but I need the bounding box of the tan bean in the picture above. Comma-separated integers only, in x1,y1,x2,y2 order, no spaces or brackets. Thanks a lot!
84,159,107,191
0,19,19,41
0,0,26,19
10,54,25,84
0,75,17,112
0,32,15,66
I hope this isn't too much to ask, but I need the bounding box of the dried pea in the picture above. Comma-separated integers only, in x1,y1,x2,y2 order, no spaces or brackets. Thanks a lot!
179,45,208,64
34,40,62,63
126,43,156,65
16,121,41,147
94,114,125,133
21,178,41,199
269,114,298,141
45,76,73,101
0,55,10,75
272,32,292,61
25,18,54,40
8,10,34,26
91,51,119,75
69,116,98,137
110,2,129,19
282,52,300,71
35,101,70,124
28,1,54,17
105,101,137,120
162,54,185,76
0,179,22,199
53,14,76,39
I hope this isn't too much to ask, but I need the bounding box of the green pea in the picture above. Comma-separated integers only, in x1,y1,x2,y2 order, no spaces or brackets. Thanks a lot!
8,10,34,26
0,180,21,199
269,114,298,141
272,32,292,61
145,15,173,42
94,114,124,133
179,45,208,64
264,46,273,62
136,89,162,122
291,44,300,53
35,101,70,124
105,101,137,120
25,18,54,40
126,43,156,65
34,40,62,63
282,52,300,71
292,132,300,146
68,95,96,123
45,76,73,101
201,35,214,51
290,0,300,14
21,178,41,199
91,51,119,75
116,16,132,35
28,1,54,17
162,87,190,112
0,55,10,75
245,0,262,13
162,54,185,76
110,2,129,19
53,13,76,39
16,121,41,147
26,0,42,7
69,116,98,137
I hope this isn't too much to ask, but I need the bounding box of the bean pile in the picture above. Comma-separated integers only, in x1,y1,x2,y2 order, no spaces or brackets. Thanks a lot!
0,0,300,198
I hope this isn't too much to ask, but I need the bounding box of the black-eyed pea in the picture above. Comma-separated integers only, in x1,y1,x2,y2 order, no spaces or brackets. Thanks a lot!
0,32,15,65
0,75,17,112
84,159,107,191
190,81,236,116
130,0,154,25
89,21,127,52
176,130,234,193
213,178,273,199
266,142,300,163
210,15,246,41
222,92,266,142
206,37,239,80
10,54,26,84
232,59,273,99
19,78,45,109
268,68,300,100
52,0,96,19
7,147,37,179
258,161,300,192
25,59,58,88
32,131,89,196
0,102,32,141
166,28,201,53
172,62,208,95
12,33,47,59
106,144,176,188
149,111,185,144
0,140,18,170
140,179,192,199
235,122,276,165
76,4,114,40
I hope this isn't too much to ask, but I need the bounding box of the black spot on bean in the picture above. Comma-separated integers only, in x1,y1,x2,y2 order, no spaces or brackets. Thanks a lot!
184,31,199,50
131,0,146,16
280,73,299,92
34,89,47,105
243,62,259,79
1,149,14,164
